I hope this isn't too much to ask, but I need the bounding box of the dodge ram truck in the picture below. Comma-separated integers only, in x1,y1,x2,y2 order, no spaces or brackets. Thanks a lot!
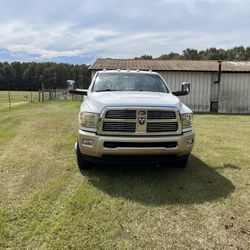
70,70,195,169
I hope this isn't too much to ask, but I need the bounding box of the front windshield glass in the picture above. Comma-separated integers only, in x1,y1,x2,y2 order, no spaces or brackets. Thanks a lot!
92,73,169,93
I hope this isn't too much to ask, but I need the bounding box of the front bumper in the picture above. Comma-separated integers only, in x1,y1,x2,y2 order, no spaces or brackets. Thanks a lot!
78,130,195,158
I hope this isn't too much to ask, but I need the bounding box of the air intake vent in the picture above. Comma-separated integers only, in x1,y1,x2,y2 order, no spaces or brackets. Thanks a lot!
104,141,177,148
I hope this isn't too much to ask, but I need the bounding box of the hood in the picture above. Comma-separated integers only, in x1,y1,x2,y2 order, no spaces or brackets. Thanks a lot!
81,91,183,113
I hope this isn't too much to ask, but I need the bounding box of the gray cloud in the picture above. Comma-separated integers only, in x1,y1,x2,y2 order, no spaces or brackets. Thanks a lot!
0,0,249,63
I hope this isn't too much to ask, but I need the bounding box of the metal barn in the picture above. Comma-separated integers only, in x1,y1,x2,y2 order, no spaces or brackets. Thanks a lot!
89,59,250,113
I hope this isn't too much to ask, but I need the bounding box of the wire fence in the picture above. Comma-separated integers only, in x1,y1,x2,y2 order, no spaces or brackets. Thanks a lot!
0,89,82,110
40,89,83,101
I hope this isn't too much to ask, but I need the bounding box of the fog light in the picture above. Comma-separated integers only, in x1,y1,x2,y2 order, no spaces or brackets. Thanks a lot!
82,139,93,146
186,139,194,145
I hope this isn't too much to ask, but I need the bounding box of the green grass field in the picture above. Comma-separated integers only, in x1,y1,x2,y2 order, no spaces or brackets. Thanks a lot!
0,101,249,249
0,91,39,109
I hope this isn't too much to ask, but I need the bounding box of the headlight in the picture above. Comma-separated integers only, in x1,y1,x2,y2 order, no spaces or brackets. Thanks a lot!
79,112,99,131
181,113,193,130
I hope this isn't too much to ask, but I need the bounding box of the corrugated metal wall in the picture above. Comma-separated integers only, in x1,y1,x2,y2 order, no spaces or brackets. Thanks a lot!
219,73,250,113
159,71,211,112
210,73,220,102
90,70,250,113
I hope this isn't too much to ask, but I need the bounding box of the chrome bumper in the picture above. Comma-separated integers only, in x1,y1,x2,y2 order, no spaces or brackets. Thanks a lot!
78,130,195,158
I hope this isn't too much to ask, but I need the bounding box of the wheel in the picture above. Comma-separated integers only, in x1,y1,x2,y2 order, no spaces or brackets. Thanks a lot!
76,143,92,170
174,155,189,168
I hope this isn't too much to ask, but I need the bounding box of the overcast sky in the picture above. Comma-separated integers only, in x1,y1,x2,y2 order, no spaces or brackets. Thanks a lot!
0,0,249,64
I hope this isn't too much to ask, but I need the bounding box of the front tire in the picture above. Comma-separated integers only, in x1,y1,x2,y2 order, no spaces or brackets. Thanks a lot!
76,143,92,170
174,155,189,168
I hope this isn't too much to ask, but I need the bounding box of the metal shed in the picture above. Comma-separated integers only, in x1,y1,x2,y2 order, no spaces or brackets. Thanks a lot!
89,59,250,113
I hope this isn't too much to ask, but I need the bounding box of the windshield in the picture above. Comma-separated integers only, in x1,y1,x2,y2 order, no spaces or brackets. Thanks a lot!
92,72,169,93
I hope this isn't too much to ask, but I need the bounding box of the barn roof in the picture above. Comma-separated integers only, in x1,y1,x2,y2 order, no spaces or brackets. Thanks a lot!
89,59,250,72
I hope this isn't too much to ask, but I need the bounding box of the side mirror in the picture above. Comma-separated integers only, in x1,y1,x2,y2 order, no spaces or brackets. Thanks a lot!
69,89,88,96
172,82,190,96
181,82,190,94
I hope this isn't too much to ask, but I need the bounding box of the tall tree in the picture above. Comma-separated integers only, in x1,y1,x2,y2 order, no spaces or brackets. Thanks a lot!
134,55,153,60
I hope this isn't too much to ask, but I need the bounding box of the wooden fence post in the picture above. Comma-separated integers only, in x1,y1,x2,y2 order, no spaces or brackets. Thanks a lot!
8,91,11,109
41,83,44,102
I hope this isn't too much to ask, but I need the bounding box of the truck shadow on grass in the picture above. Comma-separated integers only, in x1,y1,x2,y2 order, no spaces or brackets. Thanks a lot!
82,155,235,205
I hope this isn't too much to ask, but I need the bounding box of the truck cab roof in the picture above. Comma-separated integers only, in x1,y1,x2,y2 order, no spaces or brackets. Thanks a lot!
98,69,159,75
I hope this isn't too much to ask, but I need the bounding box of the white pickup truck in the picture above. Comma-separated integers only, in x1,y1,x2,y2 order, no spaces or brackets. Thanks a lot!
70,70,195,169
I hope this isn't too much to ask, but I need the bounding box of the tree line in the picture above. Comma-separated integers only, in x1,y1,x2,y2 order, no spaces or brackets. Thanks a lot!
135,46,250,61
0,62,91,91
1,46,250,91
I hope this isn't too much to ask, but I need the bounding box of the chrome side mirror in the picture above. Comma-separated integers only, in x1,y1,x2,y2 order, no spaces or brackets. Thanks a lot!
172,82,191,96
181,82,190,95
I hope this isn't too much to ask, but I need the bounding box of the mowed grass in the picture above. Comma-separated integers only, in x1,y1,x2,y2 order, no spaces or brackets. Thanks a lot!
0,101,249,249
0,91,39,109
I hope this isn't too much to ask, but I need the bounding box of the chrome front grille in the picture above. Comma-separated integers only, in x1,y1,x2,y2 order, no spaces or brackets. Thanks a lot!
99,107,181,135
